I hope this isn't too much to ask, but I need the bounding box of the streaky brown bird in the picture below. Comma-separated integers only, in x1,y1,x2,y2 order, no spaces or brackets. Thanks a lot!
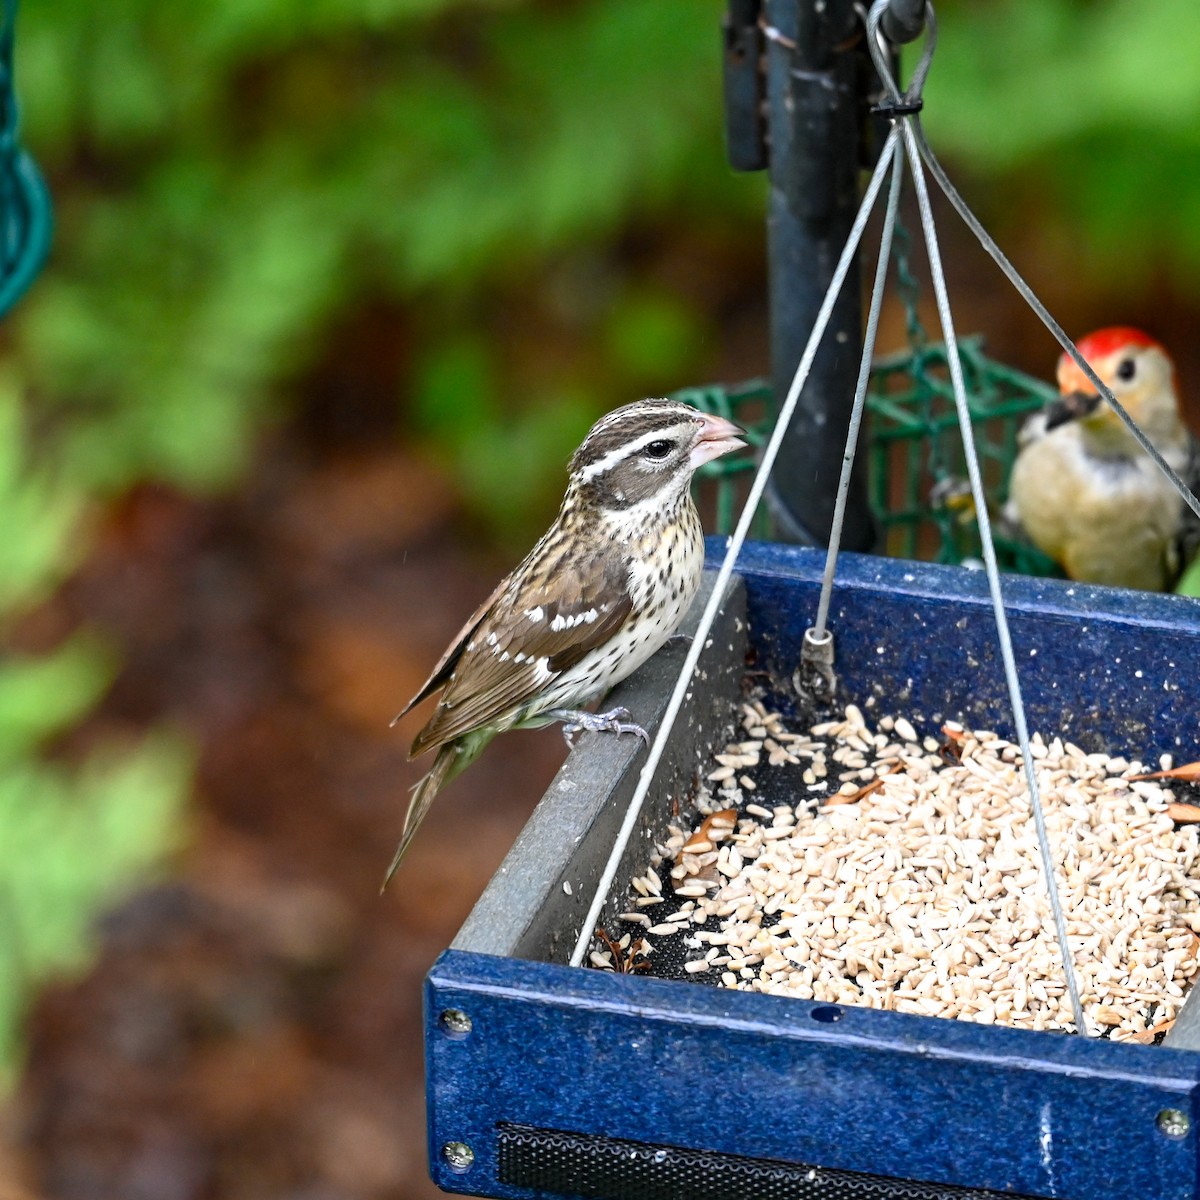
386,398,745,887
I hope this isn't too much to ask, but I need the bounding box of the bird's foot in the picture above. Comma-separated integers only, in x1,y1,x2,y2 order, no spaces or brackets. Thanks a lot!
548,706,650,749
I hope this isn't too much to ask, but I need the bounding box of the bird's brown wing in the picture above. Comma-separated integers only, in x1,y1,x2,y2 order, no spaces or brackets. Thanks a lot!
392,575,510,724
410,552,633,757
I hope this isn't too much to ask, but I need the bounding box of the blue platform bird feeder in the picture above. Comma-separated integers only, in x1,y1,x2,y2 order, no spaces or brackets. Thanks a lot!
427,545,1200,1200
421,1,1200,1196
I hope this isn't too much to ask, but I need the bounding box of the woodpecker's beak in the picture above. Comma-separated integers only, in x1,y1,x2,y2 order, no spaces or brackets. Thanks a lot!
1044,389,1102,432
690,413,747,469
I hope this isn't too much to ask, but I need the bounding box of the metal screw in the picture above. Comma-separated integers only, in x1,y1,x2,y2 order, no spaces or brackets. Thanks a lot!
442,1141,475,1172
1156,1109,1190,1139
439,1008,473,1038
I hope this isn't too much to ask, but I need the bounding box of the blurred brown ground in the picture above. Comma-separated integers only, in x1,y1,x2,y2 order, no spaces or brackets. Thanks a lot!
7,205,1200,1200
9,421,582,1199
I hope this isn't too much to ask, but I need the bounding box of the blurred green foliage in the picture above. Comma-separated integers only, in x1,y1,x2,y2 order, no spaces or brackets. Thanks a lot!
1177,553,1200,598
15,0,746,517
0,375,191,1082
3,0,1200,1080
928,0,1200,288
0,732,190,1084
0,371,83,611
11,0,1198,521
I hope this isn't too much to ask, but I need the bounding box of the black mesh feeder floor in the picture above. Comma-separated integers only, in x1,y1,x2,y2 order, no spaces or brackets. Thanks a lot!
425,541,1200,1200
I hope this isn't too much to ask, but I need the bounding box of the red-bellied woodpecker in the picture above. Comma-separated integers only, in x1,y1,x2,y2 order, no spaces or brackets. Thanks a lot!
1008,327,1196,591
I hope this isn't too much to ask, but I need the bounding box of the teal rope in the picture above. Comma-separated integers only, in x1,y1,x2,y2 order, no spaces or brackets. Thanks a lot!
0,0,51,317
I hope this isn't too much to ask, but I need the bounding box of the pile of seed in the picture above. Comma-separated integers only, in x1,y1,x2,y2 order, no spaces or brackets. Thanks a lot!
602,699,1200,1039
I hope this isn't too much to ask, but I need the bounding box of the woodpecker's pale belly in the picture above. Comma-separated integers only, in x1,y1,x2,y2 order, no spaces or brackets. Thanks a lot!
1012,430,1184,589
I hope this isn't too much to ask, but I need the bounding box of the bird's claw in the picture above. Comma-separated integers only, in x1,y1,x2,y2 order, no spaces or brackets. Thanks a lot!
554,706,649,749
600,706,651,746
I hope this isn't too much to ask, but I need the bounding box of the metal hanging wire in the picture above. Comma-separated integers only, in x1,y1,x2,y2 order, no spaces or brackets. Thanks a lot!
575,0,1200,1040
852,0,1198,1032
802,135,904,691
865,0,1095,1031
797,0,1089,1035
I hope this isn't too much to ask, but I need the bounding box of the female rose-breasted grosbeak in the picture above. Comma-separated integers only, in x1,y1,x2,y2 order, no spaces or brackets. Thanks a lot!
386,398,745,885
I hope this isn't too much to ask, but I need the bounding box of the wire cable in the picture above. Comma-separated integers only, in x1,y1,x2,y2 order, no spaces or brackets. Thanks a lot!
866,0,1089,1034
812,137,905,642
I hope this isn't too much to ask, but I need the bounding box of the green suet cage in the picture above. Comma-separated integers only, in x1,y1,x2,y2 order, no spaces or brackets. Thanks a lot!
681,337,1063,578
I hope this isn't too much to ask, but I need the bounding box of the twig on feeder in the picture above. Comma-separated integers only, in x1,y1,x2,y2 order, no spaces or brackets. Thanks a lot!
595,928,653,975
1122,1018,1176,1046
678,809,738,858
937,723,966,765
1131,762,1200,783
822,767,899,806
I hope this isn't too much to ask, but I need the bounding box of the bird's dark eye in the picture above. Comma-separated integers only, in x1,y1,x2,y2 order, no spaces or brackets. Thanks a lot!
643,439,674,460
1116,357,1137,382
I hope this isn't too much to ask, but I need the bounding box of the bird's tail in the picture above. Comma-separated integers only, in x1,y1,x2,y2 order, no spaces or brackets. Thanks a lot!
380,733,488,891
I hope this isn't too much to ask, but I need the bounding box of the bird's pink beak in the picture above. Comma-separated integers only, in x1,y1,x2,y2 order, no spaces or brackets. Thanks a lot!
690,412,747,469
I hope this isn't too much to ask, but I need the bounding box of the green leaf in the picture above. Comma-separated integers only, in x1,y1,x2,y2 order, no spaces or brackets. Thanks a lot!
412,336,500,442
1176,551,1200,597
0,636,117,763
0,733,191,1081
0,372,85,611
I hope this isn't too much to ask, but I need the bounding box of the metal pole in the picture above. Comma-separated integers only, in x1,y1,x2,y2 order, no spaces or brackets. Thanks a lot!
763,0,872,548
722,1,924,546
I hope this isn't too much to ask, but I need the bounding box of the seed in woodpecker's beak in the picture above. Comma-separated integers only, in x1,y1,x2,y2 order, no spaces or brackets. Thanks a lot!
1044,389,1102,432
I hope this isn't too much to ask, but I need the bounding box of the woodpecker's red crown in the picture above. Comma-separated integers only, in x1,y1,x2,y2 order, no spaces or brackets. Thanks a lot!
1057,327,1163,393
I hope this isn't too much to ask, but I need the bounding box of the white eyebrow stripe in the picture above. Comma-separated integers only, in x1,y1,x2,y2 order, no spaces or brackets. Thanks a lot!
576,426,687,482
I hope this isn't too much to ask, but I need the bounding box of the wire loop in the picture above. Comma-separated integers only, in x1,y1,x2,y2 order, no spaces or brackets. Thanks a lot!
866,0,937,108
0,0,51,318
